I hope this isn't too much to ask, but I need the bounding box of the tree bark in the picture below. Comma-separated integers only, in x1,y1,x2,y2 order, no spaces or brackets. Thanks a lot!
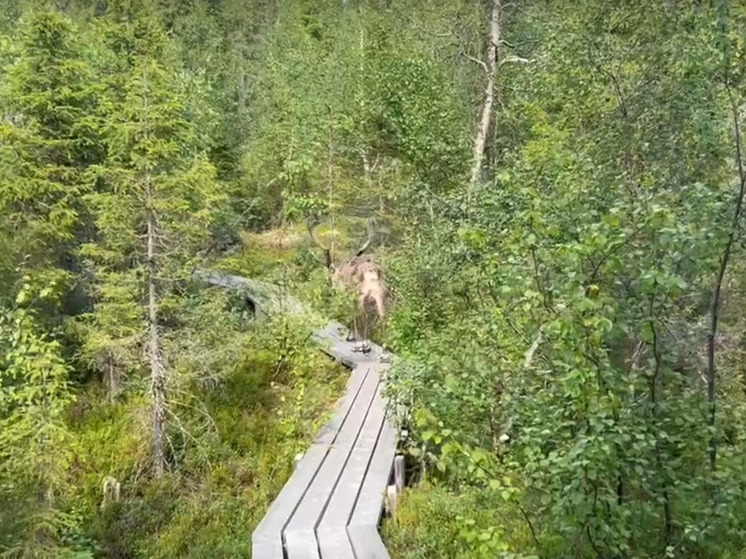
327,105,335,259
140,63,166,478
469,0,501,194
649,305,672,543
107,356,117,404
707,87,746,471
147,199,166,478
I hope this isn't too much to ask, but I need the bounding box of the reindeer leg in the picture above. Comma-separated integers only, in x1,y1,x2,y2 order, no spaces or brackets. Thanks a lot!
345,303,356,341
354,314,362,341
374,296,385,322
358,294,367,341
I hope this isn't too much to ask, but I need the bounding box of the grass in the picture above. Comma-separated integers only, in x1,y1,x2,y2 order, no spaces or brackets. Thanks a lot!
62,238,350,557
382,482,537,559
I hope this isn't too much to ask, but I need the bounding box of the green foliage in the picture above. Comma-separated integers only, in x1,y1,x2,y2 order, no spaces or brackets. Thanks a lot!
0,10,102,310
237,0,478,223
5,1,746,558
376,54,469,186
384,2,746,558
68,304,346,558
0,309,79,557
77,8,225,476
383,483,537,559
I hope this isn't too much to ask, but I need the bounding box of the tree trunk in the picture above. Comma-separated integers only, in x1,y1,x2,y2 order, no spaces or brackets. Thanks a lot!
708,88,746,471
327,105,335,259
107,356,116,404
140,63,166,478
649,310,672,543
147,190,166,478
469,0,501,194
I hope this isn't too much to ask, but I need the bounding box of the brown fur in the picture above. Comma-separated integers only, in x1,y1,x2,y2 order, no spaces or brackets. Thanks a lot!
308,219,387,338
333,256,386,321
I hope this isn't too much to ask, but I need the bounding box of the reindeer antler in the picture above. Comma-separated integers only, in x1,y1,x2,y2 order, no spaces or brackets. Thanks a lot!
354,218,376,257
305,216,333,269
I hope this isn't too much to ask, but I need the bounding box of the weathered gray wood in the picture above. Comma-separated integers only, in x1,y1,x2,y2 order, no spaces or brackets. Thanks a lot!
312,321,386,369
317,386,388,558
313,365,371,444
350,419,397,527
312,321,349,344
394,455,405,493
283,533,321,559
316,527,356,559
252,442,327,558
386,485,398,518
319,387,387,526
284,366,381,558
347,524,392,559
193,269,304,316
252,366,371,558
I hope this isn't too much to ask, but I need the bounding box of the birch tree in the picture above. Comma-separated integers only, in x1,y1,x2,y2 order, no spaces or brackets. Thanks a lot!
469,0,501,192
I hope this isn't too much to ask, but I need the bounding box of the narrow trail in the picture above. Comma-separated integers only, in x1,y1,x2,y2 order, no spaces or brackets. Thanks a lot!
194,270,401,559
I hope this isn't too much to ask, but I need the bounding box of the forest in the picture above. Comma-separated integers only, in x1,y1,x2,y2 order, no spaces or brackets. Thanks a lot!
2,0,746,557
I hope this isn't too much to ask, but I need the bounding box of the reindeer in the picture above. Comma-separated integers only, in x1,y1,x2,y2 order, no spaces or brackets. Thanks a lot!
307,217,386,341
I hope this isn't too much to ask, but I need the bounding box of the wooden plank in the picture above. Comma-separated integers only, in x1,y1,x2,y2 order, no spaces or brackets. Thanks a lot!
283,366,381,559
316,528,356,559
348,421,396,559
312,321,349,344
347,524,392,559
350,415,397,527
319,389,387,526
313,365,369,444
314,337,358,370
252,442,330,558
312,322,390,371
394,455,405,492
198,270,399,558
316,388,387,558
329,346,380,371
251,366,370,558
312,323,360,368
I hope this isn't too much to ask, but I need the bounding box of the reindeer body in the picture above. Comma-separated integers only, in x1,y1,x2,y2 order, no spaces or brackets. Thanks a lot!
308,219,387,339
334,255,385,321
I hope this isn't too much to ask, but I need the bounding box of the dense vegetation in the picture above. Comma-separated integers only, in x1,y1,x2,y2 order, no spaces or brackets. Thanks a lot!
3,1,746,558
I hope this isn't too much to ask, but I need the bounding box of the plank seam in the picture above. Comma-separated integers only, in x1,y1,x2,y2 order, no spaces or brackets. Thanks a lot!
313,373,382,533
348,398,393,525
341,391,388,533
278,367,372,542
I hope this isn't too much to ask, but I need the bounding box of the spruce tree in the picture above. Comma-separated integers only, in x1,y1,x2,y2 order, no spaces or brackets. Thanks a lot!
0,11,102,312
0,13,96,554
0,305,76,556
82,20,221,475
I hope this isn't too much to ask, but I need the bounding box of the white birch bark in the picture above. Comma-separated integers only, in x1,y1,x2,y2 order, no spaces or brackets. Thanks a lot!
469,0,502,192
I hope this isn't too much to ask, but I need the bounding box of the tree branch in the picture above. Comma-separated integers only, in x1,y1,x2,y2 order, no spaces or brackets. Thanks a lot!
499,55,531,67
463,53,488,73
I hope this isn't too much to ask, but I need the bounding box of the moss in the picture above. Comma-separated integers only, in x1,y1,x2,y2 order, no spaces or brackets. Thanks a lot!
64,310,347,558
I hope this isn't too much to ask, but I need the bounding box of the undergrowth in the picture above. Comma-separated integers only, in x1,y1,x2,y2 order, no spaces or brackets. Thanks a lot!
58,249,348,558
382,483,537,559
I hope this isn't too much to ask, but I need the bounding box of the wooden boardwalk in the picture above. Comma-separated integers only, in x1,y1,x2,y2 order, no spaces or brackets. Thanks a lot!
193,271,398,559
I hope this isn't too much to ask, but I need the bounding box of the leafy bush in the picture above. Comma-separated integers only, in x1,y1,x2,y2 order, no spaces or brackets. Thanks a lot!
383,483,537,559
